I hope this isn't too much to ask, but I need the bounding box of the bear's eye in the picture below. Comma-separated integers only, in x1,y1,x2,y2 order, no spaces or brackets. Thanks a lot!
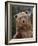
15,15,17,18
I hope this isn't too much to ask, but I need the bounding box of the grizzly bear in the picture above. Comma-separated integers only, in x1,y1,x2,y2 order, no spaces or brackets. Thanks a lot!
13,10,33,38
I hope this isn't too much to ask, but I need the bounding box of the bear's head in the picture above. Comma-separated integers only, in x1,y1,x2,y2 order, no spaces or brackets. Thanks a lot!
14,10,32,31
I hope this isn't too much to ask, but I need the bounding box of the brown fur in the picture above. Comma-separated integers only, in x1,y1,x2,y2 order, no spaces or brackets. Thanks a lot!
13,12,33,38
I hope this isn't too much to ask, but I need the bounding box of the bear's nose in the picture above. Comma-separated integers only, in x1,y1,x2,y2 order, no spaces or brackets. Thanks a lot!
23,20,24,23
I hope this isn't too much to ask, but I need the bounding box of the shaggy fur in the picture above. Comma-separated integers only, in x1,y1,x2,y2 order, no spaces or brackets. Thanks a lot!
13,11,33,38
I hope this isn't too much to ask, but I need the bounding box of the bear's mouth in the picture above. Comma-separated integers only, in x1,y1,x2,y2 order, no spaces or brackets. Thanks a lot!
17,22,32,31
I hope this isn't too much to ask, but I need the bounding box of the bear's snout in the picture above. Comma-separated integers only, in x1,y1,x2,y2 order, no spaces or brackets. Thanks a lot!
21,18,26,24
23,20,25,23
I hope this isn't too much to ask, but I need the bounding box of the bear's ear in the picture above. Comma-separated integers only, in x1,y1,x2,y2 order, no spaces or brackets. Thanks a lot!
25,11,28,14
15,15,17,18
14,15,17,18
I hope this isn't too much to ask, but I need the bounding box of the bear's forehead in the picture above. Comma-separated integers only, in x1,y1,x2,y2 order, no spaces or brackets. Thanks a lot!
16,12,28,17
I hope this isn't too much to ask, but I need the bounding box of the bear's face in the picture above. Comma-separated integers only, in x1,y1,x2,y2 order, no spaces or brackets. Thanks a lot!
14,11,32,32
15,11,31,26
